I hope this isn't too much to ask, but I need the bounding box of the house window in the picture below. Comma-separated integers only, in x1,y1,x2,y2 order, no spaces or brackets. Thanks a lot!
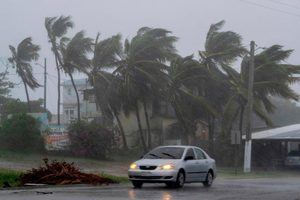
65,108,75,122
67,88,72,95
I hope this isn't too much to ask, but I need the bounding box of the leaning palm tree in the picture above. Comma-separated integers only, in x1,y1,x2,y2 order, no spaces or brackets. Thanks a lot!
60,31,93,120
222,45,300,136
8,37,40,112
114,27,177,152
165,55,218,144
45,15,73,125
198,20,246,152
88,33,129,150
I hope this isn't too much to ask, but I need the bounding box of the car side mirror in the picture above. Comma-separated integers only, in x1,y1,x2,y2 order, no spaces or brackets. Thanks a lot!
184,156,194,161
140,154,144,159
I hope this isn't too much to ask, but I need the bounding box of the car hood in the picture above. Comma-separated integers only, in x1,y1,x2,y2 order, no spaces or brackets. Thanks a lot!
135,159,181,166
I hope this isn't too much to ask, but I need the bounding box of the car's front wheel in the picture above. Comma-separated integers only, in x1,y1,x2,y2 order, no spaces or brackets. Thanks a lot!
174,170,185,188
131,181,143,188
203,171,213,187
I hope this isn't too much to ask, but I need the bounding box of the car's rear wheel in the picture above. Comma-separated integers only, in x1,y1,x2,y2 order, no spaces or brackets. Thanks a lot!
203,171,213,187
174,170,185,188
131,181,143,188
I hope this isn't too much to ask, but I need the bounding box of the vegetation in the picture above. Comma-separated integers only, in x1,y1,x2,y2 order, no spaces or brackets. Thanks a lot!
8,38,40,112
1,14,299,167
68,121,113,159
45,16,74,124
0,114,44,152
0,169,21,187
0,98,51,121
0,61,14,97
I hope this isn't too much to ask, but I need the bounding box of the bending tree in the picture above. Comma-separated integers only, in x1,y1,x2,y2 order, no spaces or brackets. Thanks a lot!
8,38,40,112
45,16,73,124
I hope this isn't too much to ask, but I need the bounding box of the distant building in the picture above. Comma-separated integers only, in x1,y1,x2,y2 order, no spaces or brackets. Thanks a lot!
62,78,101,124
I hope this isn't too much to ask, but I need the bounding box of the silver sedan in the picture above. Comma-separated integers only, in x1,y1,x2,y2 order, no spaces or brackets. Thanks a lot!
128,145,217,188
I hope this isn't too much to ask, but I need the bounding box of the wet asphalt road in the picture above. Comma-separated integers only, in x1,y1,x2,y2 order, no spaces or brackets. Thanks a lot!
1,178,300,200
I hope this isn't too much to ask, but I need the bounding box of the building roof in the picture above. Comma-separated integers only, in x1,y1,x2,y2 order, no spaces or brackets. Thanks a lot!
244,124,300,140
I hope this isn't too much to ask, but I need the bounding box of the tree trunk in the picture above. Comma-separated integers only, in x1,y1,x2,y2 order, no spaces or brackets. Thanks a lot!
69,73,81,121
208,116,215,155
143,101,152,149
111,106,128,150
135,103,147,153
55,57,61,125
173,102,189,145
23,80,31,112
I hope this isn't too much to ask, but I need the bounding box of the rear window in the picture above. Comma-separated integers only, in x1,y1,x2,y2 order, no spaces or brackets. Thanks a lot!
143,147,185,159
287,151,300,157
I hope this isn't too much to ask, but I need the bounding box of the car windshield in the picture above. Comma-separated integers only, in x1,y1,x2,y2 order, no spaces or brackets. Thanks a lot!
143,147,185,159
287,151,300,157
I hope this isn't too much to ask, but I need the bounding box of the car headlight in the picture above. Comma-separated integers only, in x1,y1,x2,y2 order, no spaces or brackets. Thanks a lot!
159,164,174,170
129,163,138,170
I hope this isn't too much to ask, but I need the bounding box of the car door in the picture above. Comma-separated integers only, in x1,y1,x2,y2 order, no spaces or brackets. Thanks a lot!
184,148,199,182
194,148,209,181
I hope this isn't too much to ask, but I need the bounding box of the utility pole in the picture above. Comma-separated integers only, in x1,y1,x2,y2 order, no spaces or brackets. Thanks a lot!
44,58,47,111
243,41,255,173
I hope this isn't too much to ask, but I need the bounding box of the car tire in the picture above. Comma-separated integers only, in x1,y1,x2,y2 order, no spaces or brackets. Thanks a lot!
131,181,143,188
203,171,213,187
174,170,185,188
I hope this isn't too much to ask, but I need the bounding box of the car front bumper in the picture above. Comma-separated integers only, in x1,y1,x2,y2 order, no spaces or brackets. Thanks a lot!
128,169,178,182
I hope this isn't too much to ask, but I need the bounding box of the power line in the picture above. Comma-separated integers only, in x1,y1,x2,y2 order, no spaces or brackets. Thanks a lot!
240,0,300,18
267,0,300,10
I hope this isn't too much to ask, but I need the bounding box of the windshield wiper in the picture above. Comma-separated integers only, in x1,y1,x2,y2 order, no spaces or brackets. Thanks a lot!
148,153,162,158
162,152,176,159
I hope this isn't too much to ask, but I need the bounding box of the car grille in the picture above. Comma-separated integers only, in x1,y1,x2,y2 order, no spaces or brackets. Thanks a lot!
131,176,162,179
139,166,157,170
129,175,173,180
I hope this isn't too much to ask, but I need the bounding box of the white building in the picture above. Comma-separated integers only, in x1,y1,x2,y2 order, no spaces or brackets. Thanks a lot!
62,78,101,124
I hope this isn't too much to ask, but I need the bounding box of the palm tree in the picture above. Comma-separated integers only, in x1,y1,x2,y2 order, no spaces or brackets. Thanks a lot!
59,31,93,120
222,45,300,137
114,27,177,152
8,38,40,112
198,20,246,152
88,33,129,150
45,16,73,125
165,55,218,144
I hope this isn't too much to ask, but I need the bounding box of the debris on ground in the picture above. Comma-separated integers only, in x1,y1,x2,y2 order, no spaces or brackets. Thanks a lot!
20,158,116,185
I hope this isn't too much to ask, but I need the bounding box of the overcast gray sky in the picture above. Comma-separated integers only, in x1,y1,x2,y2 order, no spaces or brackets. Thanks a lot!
1,0,300,113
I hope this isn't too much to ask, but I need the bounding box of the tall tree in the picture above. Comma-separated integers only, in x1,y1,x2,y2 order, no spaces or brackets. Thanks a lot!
60,31,93,120
114,27,177,152
198,20,246,152
8,38,40,112
166,55,218,144
45,16,73,125
88,33,129,149
222,45,300,137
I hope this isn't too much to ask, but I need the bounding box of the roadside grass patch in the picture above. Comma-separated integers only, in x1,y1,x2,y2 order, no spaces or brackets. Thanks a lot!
100,173,129,184
0,169,22,187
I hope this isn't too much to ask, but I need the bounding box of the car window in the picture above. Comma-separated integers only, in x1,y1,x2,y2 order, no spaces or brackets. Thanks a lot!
185,148,196,160
287,151,300,157
143,147,185,159
194,148,206,159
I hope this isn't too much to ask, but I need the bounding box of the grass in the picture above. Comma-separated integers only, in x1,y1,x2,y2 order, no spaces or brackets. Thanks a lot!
0,169,22,187
100,173,129,184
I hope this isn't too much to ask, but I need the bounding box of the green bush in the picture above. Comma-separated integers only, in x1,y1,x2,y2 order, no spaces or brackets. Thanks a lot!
0,113,44,152
68,121,113,159
0,169,22,187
